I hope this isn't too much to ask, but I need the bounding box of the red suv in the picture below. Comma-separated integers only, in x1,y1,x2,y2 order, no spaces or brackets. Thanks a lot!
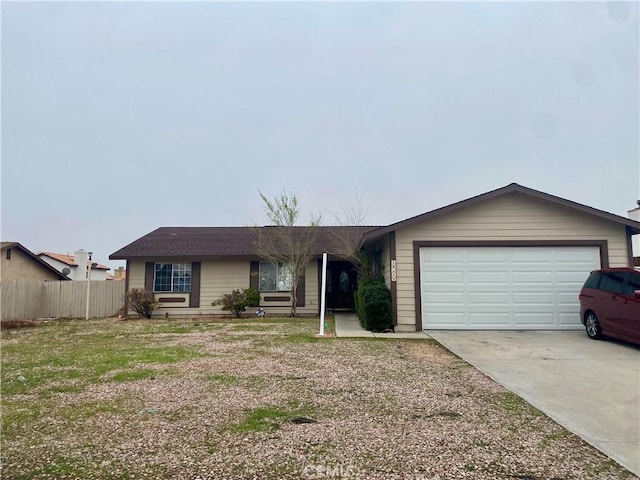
578,268,640,345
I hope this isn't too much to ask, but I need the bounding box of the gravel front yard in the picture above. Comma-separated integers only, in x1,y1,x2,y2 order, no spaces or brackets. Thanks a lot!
1,317,636,480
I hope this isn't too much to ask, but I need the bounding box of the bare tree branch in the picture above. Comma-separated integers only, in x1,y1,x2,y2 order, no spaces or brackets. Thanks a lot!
328,190,373,279
255,190,320,317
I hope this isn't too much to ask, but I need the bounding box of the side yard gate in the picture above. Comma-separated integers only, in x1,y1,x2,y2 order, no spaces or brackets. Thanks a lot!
1,281,126,321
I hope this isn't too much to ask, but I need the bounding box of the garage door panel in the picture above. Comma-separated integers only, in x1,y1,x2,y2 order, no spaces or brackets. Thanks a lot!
512,250,554,262
512,271,554,283
558,292,579,305
422,271,465,283
425,313,466,326
557,271,592,283
420,246,600,330
514,312,556,326
468,271,510,283
424,292,465,303
467,250,509,262
512,292,554,304
468,292,511,303
469,313,510,326
422,250,465,262
556,248,600,262
559,313,580,325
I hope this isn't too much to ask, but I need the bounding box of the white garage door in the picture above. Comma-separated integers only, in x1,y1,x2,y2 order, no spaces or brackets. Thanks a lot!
420,246,601,330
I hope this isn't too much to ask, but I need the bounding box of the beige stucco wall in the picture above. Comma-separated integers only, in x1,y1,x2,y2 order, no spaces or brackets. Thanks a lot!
391,193,631,331
127,258,320,317
1,249,62,281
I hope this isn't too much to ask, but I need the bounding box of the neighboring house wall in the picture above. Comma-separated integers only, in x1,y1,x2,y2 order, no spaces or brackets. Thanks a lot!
39,256,81,280
391,193,632,331
89,270,108,281
1,248,62,281
127,258,321,317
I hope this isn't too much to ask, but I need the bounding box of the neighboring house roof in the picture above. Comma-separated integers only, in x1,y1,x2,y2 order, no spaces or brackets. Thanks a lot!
1,242,70,280
110,226,381,260
361,183,640,244
39,252,110,270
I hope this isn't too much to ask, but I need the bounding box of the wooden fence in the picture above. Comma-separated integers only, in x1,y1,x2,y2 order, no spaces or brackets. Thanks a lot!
1,280,126,321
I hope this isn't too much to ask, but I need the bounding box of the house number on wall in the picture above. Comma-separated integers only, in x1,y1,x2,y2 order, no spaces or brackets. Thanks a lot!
391,260,397,282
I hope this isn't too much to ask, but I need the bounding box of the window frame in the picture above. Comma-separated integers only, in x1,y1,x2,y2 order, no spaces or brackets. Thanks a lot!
153,262,192,293
258,262,293,292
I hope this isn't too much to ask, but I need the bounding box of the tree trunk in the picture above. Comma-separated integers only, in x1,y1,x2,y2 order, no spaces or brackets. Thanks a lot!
290,278,298,317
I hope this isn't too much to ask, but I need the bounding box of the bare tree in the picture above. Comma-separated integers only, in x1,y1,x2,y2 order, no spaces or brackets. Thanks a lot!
328,190,374,279
255,190,320,317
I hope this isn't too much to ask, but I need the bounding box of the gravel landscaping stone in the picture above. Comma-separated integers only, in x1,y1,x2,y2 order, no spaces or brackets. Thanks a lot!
1,317,637,480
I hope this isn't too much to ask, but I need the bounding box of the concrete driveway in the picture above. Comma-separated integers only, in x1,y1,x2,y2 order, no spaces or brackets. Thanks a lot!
427,330,640,476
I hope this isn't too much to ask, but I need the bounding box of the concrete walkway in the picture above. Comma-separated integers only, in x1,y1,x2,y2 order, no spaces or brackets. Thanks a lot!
334,313,430,339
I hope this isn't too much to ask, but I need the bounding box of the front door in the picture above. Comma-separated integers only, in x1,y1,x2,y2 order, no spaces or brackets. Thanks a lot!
325,261,357,310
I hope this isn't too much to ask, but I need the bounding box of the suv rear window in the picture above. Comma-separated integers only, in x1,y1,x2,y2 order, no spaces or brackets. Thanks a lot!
625,272,640,296
600,272,627,295
583,272,601,289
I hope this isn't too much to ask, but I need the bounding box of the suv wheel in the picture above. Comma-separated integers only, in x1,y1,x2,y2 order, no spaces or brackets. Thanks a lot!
585,312,603,340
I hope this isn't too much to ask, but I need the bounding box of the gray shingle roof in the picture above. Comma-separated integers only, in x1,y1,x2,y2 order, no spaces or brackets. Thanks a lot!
109,226,381,260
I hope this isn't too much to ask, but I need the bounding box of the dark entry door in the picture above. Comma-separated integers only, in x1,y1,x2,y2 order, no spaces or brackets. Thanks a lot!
326,261,357,310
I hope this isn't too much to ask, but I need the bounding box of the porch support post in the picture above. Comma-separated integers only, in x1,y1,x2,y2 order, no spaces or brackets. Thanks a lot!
319,252,328,336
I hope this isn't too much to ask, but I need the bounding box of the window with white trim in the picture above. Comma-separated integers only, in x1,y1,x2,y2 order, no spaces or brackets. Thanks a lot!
154,263,191,292
259,262,292,292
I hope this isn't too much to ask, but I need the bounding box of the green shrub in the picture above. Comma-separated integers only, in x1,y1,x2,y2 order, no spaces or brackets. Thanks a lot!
213,288,260,318
354,281,392,332
125,289,158,319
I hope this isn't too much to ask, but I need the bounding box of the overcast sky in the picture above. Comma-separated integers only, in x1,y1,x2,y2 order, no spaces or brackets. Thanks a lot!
2,1,639,270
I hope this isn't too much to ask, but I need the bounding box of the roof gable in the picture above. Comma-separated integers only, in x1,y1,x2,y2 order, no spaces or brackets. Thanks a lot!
361,183,640,243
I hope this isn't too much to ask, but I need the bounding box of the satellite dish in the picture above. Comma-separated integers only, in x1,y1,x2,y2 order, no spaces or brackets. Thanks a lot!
62,267,71,276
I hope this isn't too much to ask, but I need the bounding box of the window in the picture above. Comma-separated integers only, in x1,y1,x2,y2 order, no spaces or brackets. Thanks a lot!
601,272,626,295
625,272,640,297
5,248,11,260
583,272,601,289
154,263,191,292
259,262,292,292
